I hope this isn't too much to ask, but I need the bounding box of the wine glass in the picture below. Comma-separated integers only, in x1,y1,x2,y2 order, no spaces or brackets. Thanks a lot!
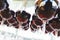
15,0,30,37
45,0,60,37
30,14,43,32
46,18,60,37
35,0,57,33
0,0,9,25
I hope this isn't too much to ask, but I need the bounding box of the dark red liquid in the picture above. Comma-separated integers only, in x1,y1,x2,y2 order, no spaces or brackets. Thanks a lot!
30,15,43,31
35,0,56,20
45,18,60,36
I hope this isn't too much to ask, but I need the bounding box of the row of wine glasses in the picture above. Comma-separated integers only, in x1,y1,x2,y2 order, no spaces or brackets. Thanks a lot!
0,0,60,37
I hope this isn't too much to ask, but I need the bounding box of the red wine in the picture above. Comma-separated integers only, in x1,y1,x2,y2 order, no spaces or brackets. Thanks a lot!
16,11,31,30
35,0,56,20
1,8,11,19
49,18,60,29
30,15,43,32
45,24,53,33
45,18,60,36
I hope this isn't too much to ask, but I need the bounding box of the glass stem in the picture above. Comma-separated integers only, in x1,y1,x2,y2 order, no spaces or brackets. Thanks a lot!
42,20,46,33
